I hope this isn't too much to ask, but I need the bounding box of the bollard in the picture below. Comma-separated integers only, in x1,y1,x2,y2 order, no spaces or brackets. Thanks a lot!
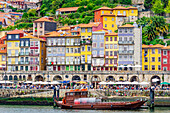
150,86,155,110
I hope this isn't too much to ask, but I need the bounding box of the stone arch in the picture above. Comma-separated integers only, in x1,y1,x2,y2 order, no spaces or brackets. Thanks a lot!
19,75,22,80
3,75,8,80
130,76,138,82
151,75,161,85
27,74,32,81
35,75,44,81
106,76,115,82
72,75,81,81
9,75,13,81
23,75,26,80
14,75,18,81
53,75,62,81
91,75,101,82
119,76,124,81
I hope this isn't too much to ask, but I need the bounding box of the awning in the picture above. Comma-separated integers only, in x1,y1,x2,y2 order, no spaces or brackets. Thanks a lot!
62,81,70,84
50,81,61,84
24,81,32,84
0,81,13,84
99,81,107,85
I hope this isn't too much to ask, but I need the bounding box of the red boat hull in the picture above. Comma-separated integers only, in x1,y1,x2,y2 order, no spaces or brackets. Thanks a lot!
54,99,147,110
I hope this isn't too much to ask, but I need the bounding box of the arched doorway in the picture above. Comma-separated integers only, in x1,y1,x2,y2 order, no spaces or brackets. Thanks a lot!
72,75,81,81
151,75,161,85
53,75,62,81
19,75,22,81
130,76,138,82
91,76,101,88
106,76,115,82
27,75,32,81
3,75,8,80
23,75,26,80
35,75,44,81
9,75,13,81
14,75,18,81
119,76,124,81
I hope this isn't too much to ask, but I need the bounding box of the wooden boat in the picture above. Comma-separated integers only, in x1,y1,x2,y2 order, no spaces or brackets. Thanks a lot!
54,89,147,110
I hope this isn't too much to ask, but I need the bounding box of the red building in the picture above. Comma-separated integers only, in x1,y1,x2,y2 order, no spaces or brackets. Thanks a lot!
161,46,170,71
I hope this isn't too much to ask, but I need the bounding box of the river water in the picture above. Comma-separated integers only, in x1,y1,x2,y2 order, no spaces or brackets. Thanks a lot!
0,105,169,113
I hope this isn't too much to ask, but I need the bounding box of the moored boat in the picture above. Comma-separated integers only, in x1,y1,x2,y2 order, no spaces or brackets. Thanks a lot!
54,89,147,110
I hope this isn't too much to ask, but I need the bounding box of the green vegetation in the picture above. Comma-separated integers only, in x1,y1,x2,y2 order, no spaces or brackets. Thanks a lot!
137,16,169,45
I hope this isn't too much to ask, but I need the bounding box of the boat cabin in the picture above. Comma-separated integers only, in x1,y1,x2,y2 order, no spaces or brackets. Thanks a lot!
64,89,88,104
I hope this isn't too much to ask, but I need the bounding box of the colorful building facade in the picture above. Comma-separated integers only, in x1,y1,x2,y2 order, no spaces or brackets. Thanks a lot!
0,44,7,70
161,46,170,71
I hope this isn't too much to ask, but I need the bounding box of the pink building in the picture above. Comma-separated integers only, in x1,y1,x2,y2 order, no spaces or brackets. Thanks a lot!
161,46,170,71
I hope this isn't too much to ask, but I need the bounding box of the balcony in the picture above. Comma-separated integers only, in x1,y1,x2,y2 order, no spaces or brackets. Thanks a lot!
8,54,19,57
29,53,39,56
80,40,92,45
19,52,30,56
18,61,25,65
118,50,134,54
118,41,134,45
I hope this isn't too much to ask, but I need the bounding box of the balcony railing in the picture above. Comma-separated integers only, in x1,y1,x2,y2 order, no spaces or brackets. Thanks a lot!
118,50,134,54
118,41,134,44
8,54,19,57
80,40,92,44
19,52,30,56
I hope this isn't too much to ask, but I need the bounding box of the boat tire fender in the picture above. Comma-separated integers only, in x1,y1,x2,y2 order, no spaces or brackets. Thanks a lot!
111,105,112,108
91,105,93,108
70,105,72,108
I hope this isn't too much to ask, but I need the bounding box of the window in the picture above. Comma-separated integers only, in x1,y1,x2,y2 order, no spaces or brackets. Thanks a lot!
152,57,155,62
144,65,148,70
105,44,109,49
152,65,155,70
123,11,126,15
2,56,5,61
114,51,117,56
119,56,122,60
105,59,108,64
8,58,11,64
144,57,148,62
125,29,127,33
106,37,108,41
124,37,127,41
110,59,113,64
15,35,19,39
110,51,113,56
66,48,69,53
82,46,85,51
21,41,24,46
114,37,117,41
129,37,132,41
114,44,117,49
41,50,43,55
131,10,134,13
105,24,107,27
8,35,11,39
118,11,120,14
71,48,73,53
129,55,133,61
93,43,96,47
100,43,104,47
112,18,114,21
15,42,19,47
152,49,155,54
105,51,109,56
130,29,133,33
163,50,167,55
35,42,38,46
158,65,161,70
40,23,43,28
119,29,122,33
110,44,113,49
87,28,91,32
119,37,122,41
158,49,161,54
105,18,107,21
110,11,112,14
102,11,104,14
8,42,12,47
15,50,18,56
110,37,112,41
163,67,167,71
82,28,85,33
158,57,161,62
144,49,148,54
163,59,167,64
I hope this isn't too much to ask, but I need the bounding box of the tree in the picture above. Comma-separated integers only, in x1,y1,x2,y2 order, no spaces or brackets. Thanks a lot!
22,12,28,18
27,9,37,17
166,40,170,46
150,39,165,45
144,0,153,9
164,0,170,13
151,0,164,15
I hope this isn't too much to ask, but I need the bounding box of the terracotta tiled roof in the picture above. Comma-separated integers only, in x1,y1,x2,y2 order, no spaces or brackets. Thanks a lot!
128,6,138,9
0,44,7,53
162,46,170,49
34,17,56,23
9,12,23,15
94,6,113,11
142,44,164,48
0,35,6,40
57,26,70,31
79,22,100,28
21,35,38,39
44,31,66,37
113,6,128,10
56,6,87,12
7,29,24,34
105,32,118,36
118,24,134,28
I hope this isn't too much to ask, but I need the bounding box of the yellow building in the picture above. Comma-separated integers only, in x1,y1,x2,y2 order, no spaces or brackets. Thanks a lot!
142,44,163,71
65,31,81,71
94,6,138,32
104,32,118,71
0,44,7,70
80,24,94,71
